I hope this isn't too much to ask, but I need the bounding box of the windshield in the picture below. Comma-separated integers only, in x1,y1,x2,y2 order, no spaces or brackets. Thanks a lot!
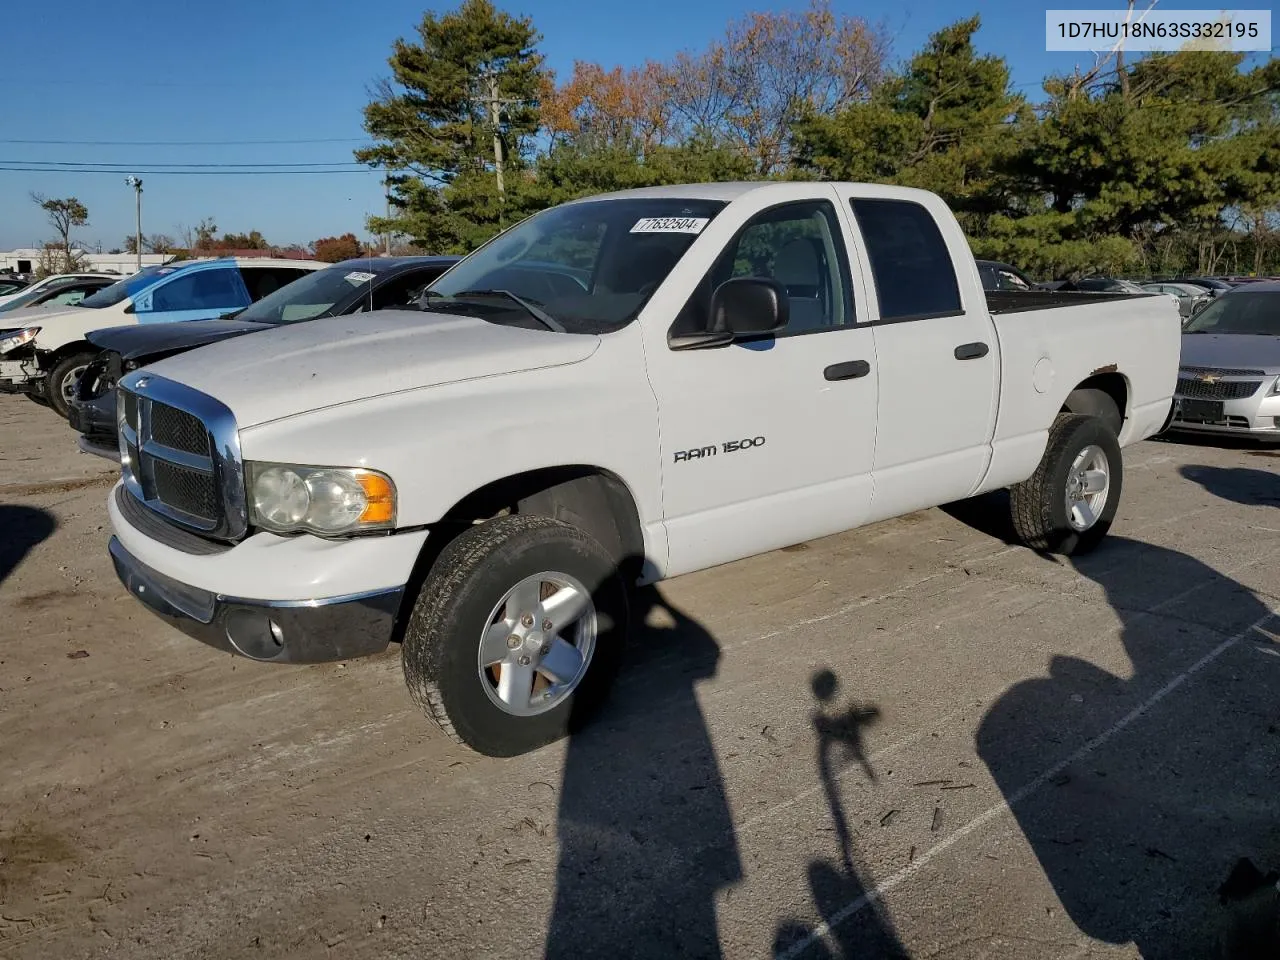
0,281,74,313
427,197,728,334
80,264,179,309
1183,291,1280,335
236,264,374,324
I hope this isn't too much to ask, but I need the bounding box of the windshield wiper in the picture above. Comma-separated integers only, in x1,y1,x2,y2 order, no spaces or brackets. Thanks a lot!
437,288,566,333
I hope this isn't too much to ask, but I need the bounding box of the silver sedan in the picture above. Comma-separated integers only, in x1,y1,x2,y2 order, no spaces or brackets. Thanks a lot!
1170,282,1280,441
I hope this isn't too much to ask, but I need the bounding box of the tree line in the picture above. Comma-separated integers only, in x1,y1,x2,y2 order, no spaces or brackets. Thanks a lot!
359,0,1280,278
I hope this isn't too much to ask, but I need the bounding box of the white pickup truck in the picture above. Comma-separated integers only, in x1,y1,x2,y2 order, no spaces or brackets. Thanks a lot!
106,182,1180,756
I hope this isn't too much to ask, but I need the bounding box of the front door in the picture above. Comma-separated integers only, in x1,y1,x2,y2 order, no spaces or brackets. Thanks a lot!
641,189,879,577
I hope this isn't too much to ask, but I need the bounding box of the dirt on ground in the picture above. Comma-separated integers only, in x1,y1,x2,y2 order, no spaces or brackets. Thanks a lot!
1,394,1278,959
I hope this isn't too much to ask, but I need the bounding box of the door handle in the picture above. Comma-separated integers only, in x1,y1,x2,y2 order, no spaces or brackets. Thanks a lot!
824,360,871,381
954,342,989,360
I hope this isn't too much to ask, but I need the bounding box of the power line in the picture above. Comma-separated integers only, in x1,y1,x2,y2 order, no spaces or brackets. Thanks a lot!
14,159,367,168
0,137,366,146
0,165,375,176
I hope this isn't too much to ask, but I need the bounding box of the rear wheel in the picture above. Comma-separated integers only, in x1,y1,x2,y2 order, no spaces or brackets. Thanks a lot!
401,514,628,757
47,351,95,419
1010,413,1122,555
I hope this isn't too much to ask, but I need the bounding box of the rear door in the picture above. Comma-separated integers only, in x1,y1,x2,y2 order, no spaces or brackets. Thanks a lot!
833,189,1000,519
132,266,250,324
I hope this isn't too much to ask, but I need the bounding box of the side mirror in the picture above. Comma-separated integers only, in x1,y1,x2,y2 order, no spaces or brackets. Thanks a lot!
710,276,788,336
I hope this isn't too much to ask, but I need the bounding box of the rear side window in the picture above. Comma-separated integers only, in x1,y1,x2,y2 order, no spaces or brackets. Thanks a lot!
851,199,961,321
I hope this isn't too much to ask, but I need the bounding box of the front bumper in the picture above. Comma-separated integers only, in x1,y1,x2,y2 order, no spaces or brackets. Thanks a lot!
0,356,42,394
1170,390,1280,440
67,387,120,461
109,536,403,663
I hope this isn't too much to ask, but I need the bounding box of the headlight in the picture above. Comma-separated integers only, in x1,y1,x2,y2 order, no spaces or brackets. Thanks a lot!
247,462,396,536
0,327,39,354
1270,376,1280,396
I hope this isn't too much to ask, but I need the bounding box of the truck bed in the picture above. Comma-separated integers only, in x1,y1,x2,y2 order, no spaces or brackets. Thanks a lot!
986,290,1152,315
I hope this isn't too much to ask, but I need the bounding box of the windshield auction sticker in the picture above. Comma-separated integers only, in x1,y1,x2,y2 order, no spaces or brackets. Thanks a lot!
630,217,710,234
343,271,377,285
1046,9,1270,51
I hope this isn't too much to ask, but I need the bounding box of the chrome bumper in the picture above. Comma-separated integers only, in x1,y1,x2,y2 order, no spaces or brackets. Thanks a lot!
109,537,403,663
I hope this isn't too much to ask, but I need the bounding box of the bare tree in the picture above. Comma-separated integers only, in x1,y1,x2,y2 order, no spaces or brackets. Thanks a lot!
664,0,890,173
30,193,89,271
145,233,174,255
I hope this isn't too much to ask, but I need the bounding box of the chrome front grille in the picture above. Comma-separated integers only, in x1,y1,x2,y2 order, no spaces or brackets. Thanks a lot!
150,403,209,456
1180,364,1266,377
1175,376,1263,401
117,373,247,541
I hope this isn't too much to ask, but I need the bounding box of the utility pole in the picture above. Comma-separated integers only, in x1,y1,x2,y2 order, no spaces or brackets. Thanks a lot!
484,70,505,208
384,168,392,256
124,176,143,271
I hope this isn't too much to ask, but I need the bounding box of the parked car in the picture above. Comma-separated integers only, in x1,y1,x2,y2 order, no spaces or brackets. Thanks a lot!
70,255,461,460
1177,277,1234,297
1063,277,1149,294
976,259,1038,292
106,181,1179,757
1140,281,1212,320
0,275,29,297
1167,282,1280,441
0,272,114,309
0,257,323,416
0,275,117,314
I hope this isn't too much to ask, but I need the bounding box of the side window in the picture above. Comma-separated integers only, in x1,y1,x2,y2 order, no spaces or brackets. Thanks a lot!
240,267,310,302
674,200,853,337
996,268,1031,292
370,272,436,311
138,268,246,314
850,199,962,321
46,285,93,306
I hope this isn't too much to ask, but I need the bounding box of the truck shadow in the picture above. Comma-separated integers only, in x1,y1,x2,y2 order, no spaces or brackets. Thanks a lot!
939,490,1021,546
1178,465,1280,508
0,504,57,587
975,538,1280,958
772,670,907,960
544,585,741,959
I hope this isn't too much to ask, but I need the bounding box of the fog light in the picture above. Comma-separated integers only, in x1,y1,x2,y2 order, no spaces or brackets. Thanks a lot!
225,609,288,661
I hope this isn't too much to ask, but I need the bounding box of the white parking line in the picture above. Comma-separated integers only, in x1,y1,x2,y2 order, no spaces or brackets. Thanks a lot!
775,609,1279,960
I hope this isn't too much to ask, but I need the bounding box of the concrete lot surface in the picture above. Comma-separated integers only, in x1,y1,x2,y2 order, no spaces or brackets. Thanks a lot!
1,393,1278,959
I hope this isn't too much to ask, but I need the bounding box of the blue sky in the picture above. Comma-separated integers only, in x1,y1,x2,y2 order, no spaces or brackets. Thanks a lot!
0,0,1260,250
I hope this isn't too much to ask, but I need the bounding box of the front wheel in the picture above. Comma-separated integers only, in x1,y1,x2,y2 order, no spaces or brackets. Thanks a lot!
47,351,95,419
1010,413,1123,555
401,514,628,757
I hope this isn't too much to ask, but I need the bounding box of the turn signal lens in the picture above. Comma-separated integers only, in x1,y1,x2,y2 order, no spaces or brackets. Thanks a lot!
357,471,396,524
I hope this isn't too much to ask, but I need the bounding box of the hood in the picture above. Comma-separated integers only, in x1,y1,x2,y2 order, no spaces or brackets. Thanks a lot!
1180,333,1280,374
145,309,601,427
0,305,84,329
86,318,269,360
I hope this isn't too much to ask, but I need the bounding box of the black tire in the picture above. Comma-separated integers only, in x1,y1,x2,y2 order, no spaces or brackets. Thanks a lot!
401,514,628,757
47,351,95,419
25,391,51,408
1010,413,1123,555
